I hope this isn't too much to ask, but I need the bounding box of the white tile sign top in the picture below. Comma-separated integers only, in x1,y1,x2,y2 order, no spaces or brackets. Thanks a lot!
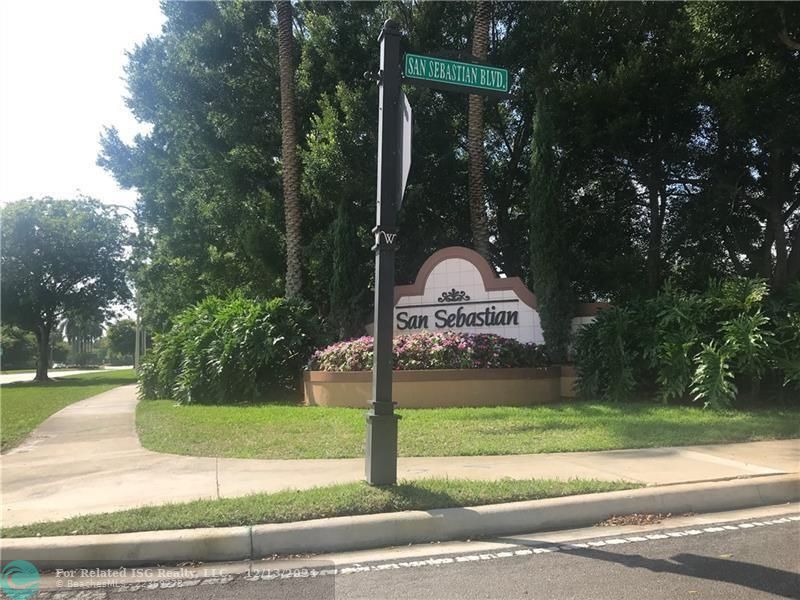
394,247,544,344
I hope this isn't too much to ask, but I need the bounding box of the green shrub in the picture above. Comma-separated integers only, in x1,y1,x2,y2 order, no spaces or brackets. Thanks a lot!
767,281,800,390
107,354,133,366
139,294,319,404
574,306,654,402
51,340,69,364
71,352,102,367
575,277,799,408
0,326,37,370
309,331,549,371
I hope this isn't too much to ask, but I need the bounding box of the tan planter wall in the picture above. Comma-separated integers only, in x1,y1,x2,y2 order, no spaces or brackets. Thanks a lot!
559,365,578,399
304,367,573,409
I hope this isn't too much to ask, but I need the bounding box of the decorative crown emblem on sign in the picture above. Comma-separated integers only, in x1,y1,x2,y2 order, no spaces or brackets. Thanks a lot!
438,288,471,303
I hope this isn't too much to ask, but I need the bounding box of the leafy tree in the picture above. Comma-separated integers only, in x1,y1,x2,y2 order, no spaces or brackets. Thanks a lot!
0,199,130,380
686,1,800,290
547,2,703,294
100,0,796,362
99,1,286,330
107,319,137,357
529,88,573,362
329,197,367,338
103,1,539,331
297,1,492,288
398,1,485,279
1,326,38,370
302,82,375,335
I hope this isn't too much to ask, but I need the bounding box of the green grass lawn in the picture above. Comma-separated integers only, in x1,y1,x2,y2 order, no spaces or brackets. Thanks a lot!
0,477,638,538
0,369,137,451
137,399,800,459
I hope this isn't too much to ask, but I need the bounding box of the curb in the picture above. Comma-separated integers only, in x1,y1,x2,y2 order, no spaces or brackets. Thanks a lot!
2,474,798,569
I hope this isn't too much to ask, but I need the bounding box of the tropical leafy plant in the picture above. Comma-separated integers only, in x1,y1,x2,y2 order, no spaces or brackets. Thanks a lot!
720,311,772,380
575,277,799,407
650,284,706,403
691,342,737,408
574,306,653,402
139,294,320,404
770,282,800,390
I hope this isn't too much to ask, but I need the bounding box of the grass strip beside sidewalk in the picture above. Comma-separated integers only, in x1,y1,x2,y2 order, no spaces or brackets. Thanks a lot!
0,369,137,451
0,478,639,538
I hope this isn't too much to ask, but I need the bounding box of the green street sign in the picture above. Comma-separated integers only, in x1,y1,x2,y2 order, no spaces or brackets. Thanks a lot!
403,52,509,96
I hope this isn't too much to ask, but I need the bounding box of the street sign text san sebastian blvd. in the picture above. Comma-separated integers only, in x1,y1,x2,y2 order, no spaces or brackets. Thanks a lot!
403,52,510,97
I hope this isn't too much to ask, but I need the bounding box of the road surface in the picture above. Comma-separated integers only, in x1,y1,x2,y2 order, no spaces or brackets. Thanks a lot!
33,507,800,599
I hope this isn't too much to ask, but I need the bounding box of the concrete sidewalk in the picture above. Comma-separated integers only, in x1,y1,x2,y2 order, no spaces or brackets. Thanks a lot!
0,365,132,386
1,385,798,528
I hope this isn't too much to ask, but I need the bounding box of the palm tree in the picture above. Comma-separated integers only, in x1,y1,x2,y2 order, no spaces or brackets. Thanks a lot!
61,312,103,364
468,0,491,261
277,0,303,298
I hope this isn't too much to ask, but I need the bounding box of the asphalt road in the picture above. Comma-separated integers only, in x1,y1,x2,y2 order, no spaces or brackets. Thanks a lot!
38,512,799,600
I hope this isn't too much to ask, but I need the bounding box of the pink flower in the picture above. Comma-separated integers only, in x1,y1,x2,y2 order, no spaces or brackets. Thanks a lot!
309,332,548,372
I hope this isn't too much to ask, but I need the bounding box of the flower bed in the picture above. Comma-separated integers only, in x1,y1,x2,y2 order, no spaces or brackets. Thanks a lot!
308,331,549,372
305,332,569,408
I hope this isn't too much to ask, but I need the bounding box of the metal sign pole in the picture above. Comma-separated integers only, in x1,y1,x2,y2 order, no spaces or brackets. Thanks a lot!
366,19,402,486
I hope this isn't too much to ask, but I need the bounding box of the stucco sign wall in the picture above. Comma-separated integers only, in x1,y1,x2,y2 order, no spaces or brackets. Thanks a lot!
393,247,606,345
393,247,542,343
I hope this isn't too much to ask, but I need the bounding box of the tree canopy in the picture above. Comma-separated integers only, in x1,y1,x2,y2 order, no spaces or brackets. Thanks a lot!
106,319,137,357
99,1,799,343
1,198,131,379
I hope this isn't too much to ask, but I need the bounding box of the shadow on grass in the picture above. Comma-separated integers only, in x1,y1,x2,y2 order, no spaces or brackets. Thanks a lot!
373,483,468,511
473,420,585,435
441,401,634,422
601,417,800,448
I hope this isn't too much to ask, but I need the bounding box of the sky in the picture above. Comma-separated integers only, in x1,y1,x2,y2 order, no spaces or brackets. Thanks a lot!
0,0,165,210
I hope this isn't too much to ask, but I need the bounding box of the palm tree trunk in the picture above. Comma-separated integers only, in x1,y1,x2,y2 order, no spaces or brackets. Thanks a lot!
468,0,491,261
277,0,303,298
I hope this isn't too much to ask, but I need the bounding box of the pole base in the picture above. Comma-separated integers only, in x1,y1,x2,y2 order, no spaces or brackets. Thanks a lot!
365,409,400,486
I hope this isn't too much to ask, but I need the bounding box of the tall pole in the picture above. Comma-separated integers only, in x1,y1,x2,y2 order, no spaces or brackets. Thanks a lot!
365,19,402,486
134,287,141,369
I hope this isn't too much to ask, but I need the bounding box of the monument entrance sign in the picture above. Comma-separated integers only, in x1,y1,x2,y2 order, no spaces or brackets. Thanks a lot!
394,247,542,343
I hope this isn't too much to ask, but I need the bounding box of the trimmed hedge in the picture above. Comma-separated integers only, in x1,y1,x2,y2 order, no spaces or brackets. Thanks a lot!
309,331,549,372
